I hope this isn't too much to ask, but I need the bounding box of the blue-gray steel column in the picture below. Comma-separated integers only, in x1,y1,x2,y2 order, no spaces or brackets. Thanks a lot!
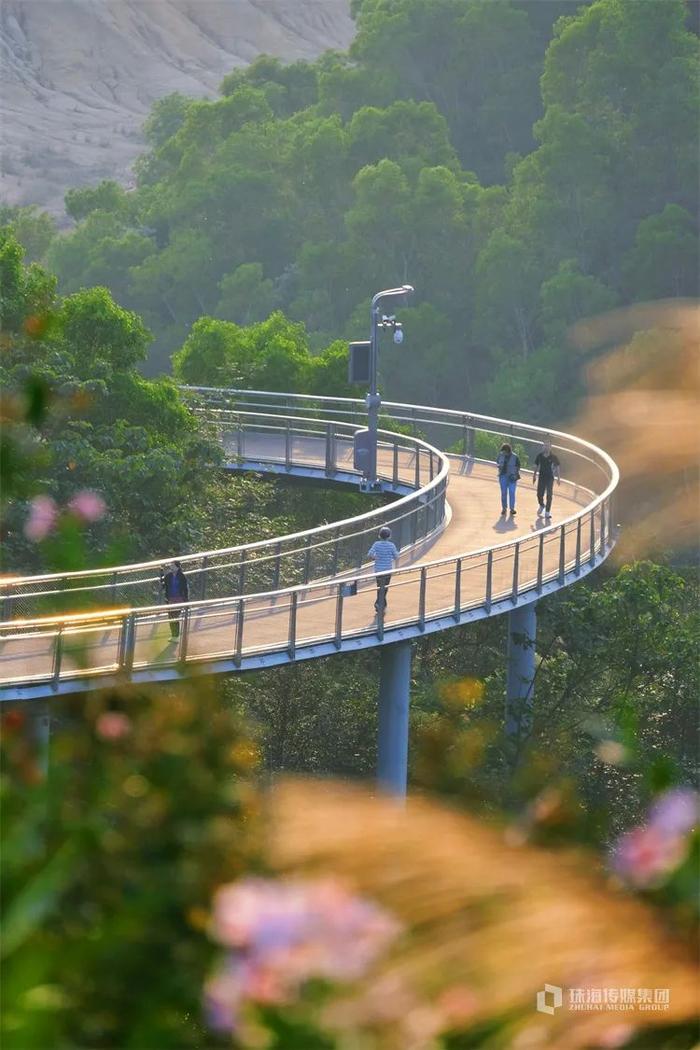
32,699,51,778
377,640,412,796
505,602,537,746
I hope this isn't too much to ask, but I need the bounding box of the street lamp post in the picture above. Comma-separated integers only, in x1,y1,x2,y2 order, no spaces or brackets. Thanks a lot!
363,284,414,489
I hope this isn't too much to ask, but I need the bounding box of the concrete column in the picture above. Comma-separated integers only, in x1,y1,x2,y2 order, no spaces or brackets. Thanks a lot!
377,640,412,797
505,603,537,753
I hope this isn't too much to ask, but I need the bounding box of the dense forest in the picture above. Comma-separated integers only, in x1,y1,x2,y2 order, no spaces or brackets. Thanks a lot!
4,0,698,424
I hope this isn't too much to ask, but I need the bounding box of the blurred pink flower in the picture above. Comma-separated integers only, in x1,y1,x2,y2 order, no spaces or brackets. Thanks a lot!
96,711,132,741
206,876,401,1033
597,1023,636,1048
611,824,687,888
649,787,699,837
24,495,58,541
68,490,106,523
610,787,698,889
437,984,479,1026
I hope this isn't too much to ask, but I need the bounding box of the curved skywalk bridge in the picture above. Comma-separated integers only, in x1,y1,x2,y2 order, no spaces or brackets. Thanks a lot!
0,391,619,721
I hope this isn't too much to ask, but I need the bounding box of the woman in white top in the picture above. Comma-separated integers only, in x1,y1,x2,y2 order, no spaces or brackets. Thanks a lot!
367,526,400,612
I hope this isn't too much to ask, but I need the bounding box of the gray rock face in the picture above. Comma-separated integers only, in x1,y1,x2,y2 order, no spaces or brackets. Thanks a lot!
0,0,354,216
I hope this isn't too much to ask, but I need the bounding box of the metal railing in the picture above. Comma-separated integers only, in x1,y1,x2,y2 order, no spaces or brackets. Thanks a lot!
0,413,449,621
0,391,619,694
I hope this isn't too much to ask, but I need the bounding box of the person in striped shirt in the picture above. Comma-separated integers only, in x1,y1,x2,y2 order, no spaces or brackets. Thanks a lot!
367,526,400,613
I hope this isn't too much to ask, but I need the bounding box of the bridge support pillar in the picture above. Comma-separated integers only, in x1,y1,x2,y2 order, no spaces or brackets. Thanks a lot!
505,603,537,759
32,699,51,778
377,640,412,798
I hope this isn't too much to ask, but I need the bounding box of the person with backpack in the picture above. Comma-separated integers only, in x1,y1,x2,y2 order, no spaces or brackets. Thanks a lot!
532,437,561,520
160,560,189,638
496,442,521,517
367,526,399,613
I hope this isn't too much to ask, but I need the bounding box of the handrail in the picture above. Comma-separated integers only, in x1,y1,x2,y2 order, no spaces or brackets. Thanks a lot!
0,419,448,611
0,390,619,694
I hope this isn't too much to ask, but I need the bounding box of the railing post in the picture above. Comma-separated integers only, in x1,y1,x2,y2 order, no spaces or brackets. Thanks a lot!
600,500,607,552
272,542,282,591
331,531,340,577
575,517,582,575
418,566,427,630
236,419,243,460
52,628,63,689
117,615,126,668
558,525,566,584
392,441,399,485
414,449,420,489
462,416,468,456
238,549,246,595
234,599,244,667
288,592,298,658
589,508,597,566
200,556,209,601
179,607,190,664
303,535,312,584
485,550,493,611
512,542,520,602
451,558,461,621
467,417,475,459
334,587,344,649
285,422,291,471
123,614,136,675
110,571,117,604
325,422,333,476
536,532,544,592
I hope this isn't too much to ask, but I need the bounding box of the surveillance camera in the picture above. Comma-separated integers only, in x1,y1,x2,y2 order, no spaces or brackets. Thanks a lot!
393,328,404,345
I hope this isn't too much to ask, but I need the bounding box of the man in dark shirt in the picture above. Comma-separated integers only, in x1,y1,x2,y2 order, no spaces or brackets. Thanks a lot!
161,560,189,638
532,438,561,519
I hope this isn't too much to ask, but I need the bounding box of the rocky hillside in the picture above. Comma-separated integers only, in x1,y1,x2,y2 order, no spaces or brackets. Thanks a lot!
0,0,354,217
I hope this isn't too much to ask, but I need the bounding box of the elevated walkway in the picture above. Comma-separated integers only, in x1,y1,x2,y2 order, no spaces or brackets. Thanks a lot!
0,391,618,706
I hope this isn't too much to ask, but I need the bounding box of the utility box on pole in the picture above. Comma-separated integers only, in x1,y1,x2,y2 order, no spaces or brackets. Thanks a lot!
348,341,372,385
353,428,376,478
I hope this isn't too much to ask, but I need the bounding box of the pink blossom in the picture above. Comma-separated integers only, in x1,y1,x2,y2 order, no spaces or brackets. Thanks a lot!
68,490,106,523
610,787,699,889
597,1024,636,1048
437,985,479,1026
611,824,687,888
96,711,132,741
649,788,699,837
24,495,58,542
206,877,401,1034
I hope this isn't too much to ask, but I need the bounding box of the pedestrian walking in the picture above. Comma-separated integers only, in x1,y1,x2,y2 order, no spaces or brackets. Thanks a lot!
496,442,521,517
532,437,561,520
367,526,399,613
160,560,189,638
